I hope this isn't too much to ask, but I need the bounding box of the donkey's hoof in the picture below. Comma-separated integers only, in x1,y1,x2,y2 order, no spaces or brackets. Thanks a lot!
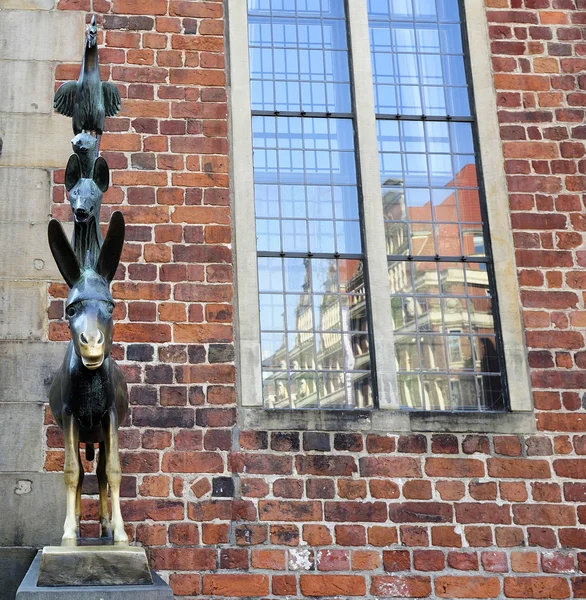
113,531,129,544
61,534,78,547
100,519,113,539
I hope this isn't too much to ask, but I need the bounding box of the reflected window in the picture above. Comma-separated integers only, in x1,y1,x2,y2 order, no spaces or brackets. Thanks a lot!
371,0,506,411
245,0,507,413
250,0,373,409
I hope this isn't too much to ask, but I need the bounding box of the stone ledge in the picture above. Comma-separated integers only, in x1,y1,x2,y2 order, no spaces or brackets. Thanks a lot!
17,553,173,600
241,407,536,434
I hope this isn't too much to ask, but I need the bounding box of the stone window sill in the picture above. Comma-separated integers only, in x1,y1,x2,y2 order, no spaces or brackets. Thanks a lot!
240,407,536,434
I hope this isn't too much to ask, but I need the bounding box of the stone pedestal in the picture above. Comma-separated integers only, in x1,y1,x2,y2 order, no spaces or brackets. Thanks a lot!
16,552,173,600
37,544,152,586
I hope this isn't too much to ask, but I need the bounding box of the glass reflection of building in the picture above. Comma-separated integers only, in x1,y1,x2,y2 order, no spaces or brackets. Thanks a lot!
384,167,503,412
250,0,506,412
250,0,374,410
261,257,372,410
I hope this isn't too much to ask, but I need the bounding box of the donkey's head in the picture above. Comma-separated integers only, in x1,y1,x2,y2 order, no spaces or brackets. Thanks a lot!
48,212,124,370
65,153,109,224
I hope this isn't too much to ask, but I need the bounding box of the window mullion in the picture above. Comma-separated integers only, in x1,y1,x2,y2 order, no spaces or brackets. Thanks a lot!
228,0,263,407
347,0,400,410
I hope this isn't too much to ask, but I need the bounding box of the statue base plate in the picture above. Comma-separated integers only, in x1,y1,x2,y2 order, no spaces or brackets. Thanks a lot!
16,552,173,600
38,544,152,586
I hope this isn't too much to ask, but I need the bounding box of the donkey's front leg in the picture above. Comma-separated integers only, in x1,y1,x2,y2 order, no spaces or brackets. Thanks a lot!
62,415,80,545
103,406,128,544
75,444,84,529
97,441,112,538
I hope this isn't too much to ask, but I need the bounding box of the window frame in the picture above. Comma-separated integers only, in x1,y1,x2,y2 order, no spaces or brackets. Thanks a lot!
228,0,534,433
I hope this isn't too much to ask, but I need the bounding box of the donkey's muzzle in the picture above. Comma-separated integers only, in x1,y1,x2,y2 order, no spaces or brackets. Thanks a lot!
80,330,105,369
75,207,89,222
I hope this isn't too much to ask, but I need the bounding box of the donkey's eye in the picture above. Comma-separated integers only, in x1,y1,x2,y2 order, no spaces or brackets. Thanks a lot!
66,306,76,318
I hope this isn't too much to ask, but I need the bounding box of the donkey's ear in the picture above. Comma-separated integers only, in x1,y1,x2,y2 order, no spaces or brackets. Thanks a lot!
48,219,81,288
96,211,125,283
65,154,82,192
93,156,109,193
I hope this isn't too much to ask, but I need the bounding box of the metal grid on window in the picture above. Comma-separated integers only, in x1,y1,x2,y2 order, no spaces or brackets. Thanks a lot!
258,257,372,409
379,120,484,259
249,0,351,113
368,0,470,116
249,0,374,410
253,116,361,256
368,0,507,411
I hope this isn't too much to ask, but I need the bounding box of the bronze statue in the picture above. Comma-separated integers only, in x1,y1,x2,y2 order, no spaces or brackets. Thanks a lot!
48,212,129,545
65,152,109,268
15,13,170,593
53,15,121,136
72,132,99,178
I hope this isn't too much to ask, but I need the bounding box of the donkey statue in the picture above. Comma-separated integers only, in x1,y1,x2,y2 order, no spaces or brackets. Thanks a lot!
64,152,109,268
48,211,129,545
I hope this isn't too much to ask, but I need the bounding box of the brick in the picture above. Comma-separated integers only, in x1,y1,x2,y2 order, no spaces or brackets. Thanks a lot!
398,434,427,453
169,574,201,596
370,479,401,499
235,524,268,546
306,478,335,499
431,434,458,454
334,432,363,452
368,526,399,547
272,575,297,596
251,549,286,570
414,550,445,571
353,549,381,570
425,458,484,478
383,550,410,572
542,552,575,574
403,480,432,500
300,575,365,597
316,549,350,571
337,479,367,500
447,551,479,571
436,481,465,501
456,503,511,525
435,576,500,598
303,524,332,546
513,504,576,526
202,574,269,597
162,452,223,473
511,551,540,573
297,455,357,476
325,502,387,523
303,432,331,451
335,524,366,546
169,523,199,546
389,502,453,524
360,457,421,478
371,576,431,598
504,576,570,598
432,526,462,548
366,434,395,453
121,499,184,522
229,453,292,475
487,459,551,479
259,501,322,522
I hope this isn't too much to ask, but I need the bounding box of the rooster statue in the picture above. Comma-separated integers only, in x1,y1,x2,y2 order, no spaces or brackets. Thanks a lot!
53,15,121,136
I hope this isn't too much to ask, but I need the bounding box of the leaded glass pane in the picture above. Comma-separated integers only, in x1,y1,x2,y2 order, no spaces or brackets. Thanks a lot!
249,0,351,112
389,260,504,411
253,116,362,256
257,258,372,409
369,0,470,116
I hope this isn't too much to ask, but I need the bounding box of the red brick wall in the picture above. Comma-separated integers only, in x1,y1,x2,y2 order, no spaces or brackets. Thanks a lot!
42,0,586,598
